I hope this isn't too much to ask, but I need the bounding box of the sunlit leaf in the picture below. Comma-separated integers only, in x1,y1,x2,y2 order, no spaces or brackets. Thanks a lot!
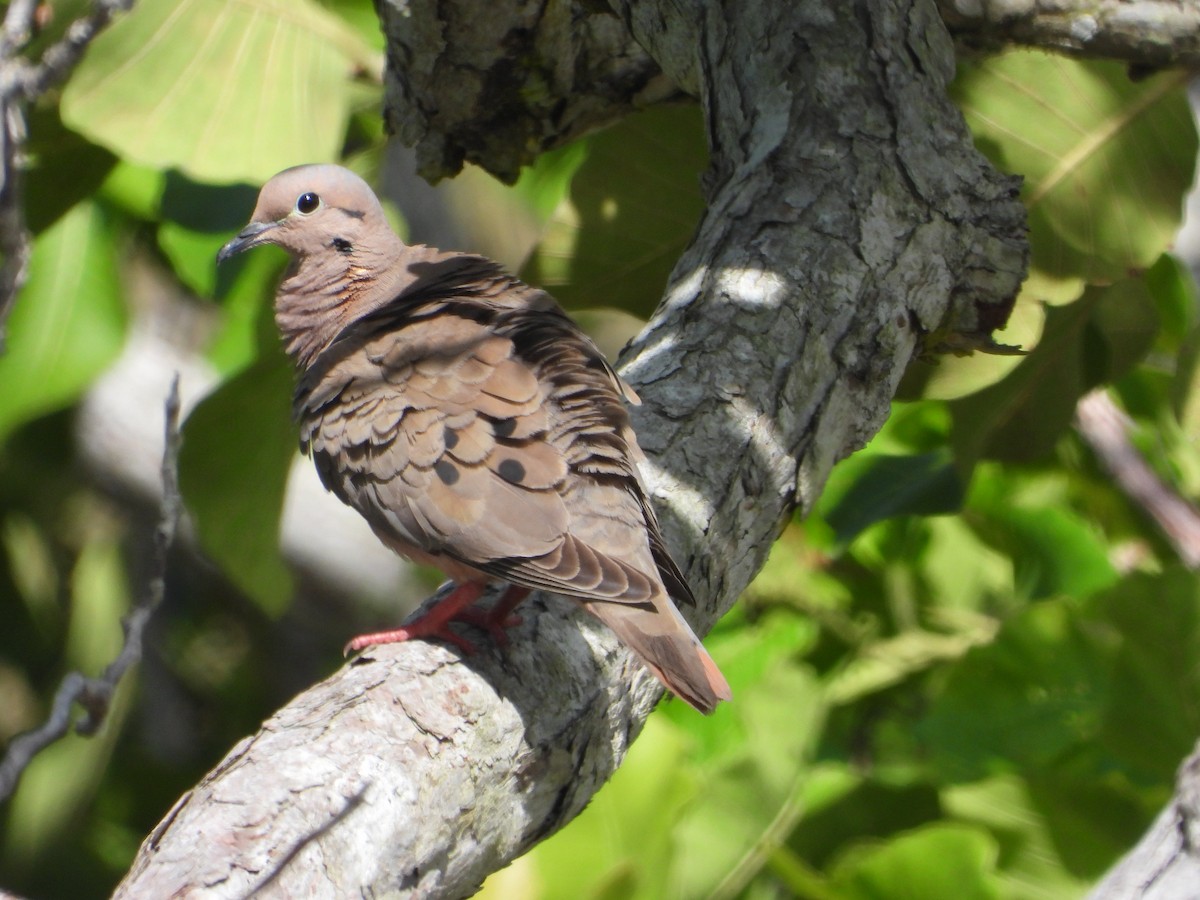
830,823,1001,900
670,662,823,899
902,295,1044,401
0,202,125,442
97,159,167,222
478,715,695,900
61,0,380,184
825,629,994,706
956,53,1196,282
951,280,1158,464
944,776,1101,899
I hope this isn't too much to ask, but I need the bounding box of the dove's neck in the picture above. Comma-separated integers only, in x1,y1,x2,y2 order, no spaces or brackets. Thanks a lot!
275,238,408,369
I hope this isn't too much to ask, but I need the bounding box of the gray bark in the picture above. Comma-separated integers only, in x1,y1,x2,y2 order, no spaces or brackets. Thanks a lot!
378,0,1200,185
113,0,1027,896
939,0,1200,70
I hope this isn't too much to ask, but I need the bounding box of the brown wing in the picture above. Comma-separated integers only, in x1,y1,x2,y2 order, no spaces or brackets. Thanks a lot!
296,292,666,606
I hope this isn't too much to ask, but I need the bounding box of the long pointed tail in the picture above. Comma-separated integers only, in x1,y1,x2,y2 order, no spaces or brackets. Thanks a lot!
584,595,731,714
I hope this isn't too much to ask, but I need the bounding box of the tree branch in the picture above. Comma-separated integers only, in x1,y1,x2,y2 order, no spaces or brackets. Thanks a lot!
1075,390,1200,569
375,0,684,183
113,1,1026,895
376,0,1199,185
0,375,181,804
938,0,1200,70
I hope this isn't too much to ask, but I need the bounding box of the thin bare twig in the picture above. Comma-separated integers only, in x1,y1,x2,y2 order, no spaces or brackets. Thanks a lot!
0,0,136,347
1075,389,1200,568
0,375,182,803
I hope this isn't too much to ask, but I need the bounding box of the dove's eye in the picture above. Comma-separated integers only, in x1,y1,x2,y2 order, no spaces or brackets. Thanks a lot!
296,192,320,215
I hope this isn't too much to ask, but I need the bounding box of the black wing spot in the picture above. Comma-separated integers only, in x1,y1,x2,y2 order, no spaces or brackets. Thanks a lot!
443,426,459,450
434,459,460,485
497,458,526,484
493,418,517,438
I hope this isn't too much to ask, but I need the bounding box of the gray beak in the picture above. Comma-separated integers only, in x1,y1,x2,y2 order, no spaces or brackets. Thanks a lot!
217,220,277,264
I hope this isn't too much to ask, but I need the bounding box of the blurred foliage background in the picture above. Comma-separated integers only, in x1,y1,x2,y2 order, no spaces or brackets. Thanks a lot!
1,1,1199,898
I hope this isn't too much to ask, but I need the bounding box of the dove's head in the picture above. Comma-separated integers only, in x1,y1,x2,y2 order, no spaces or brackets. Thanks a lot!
217,164,399,265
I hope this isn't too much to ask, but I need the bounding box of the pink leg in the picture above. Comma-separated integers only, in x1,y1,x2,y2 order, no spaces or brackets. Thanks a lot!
454,586,530,646
344,582,487,656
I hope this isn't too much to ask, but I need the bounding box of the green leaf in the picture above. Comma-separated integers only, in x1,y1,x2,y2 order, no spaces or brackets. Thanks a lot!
787,776,943,871
951,280,1158,464
98,159,167,221
24,108,117,235
1100,568,1200,779
830,824,1001,900
670,661,824,899
157,174,262,297
1145,253,1198,346
179,350,296,614
818,450,965,550
944,776,1101,899
825,628,995,707
0,201,126,442
512,140,590,224
522,105,707,316
206,248,289,375
157,222,226,298
968,477,1117,600
478,715,695,900
61,0,380,185
318,0,385,51
903,294,1044,401
919,598,1116,783
4,531,132,866
955,53,1197,282
1025,773,1153,879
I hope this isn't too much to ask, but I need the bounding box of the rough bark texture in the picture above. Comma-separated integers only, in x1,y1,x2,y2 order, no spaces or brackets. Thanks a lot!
1090,741,1200,899
114,0,1027,896
939,0,1200,70
375,0,684,183
377,0,1198,184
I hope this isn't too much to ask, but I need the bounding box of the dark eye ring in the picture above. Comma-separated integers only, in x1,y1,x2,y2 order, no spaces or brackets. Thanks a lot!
296,192,320,215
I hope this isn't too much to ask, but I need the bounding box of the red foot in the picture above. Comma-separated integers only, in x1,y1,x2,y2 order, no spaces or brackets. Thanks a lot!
344,582,486,655
343,584,532,656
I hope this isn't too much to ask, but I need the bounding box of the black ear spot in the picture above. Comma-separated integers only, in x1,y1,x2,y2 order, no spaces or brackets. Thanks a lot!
332,237,353,253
